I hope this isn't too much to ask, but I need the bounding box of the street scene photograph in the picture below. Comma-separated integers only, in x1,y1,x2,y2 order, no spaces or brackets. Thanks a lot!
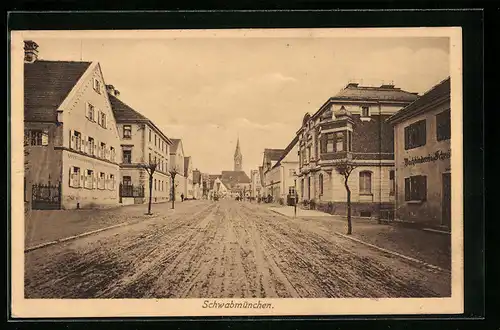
15,28,460,311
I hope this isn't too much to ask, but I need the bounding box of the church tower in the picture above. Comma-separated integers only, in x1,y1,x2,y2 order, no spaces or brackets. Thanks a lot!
234,137,243,171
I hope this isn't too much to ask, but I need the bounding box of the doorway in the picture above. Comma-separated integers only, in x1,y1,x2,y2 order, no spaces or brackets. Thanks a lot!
442,172,451,229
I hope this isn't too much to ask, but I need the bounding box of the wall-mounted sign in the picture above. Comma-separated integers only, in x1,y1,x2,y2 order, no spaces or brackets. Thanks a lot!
404,150,451,167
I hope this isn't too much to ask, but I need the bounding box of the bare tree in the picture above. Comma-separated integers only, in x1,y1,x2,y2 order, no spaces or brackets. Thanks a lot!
334,160,357,235
168,166,182,209
140,161,158,215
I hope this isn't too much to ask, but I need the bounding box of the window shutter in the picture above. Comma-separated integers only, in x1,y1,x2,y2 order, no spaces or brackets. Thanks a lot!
69,167,74,187
420,120,427,146
41,130,49,146
420,175,427,201
404,177,410,201
93,172,97,189
69,130,74,149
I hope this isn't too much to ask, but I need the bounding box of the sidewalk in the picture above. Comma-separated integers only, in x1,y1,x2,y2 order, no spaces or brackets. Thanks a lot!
269,205,451,271
269,205,337,218
24,200,201,249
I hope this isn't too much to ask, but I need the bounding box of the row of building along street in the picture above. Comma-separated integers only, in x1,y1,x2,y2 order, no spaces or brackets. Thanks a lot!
253,78,451,231
23,40,219,211
22,36,452,300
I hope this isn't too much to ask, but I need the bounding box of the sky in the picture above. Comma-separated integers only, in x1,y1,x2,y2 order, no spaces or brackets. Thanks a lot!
28,31,450,175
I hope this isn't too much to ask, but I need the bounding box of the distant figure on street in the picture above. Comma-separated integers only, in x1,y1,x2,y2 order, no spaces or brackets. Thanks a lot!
181,193,185,202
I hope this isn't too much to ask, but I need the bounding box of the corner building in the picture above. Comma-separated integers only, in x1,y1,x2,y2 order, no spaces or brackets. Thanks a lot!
296,82,418,218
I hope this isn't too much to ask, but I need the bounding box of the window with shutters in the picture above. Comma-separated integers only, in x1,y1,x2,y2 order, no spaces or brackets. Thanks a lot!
72,131,82,150
109,174,115,190
70,167,81,188
93,78,101,94
85,169,94,189
404,120,426,150
29,129,49,146
404,175,427,201
436,109,451,141
99,172,106,190
110,147,116,162
149,129,152,142
359,171,372,195
86,103,95,121
123,125,132,139
88,137,95,155
389,170,395,196
100,142,106,159
98,111,107,128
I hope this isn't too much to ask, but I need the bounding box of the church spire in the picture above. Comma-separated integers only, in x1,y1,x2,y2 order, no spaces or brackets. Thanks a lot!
234,136,243,171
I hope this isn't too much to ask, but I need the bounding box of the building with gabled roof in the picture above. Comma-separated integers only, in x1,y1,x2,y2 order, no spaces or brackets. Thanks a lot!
169,138,186,201
295,81,419,218
108,88,173,205
387,77,451,229
263,136,300,203
24,40,121,209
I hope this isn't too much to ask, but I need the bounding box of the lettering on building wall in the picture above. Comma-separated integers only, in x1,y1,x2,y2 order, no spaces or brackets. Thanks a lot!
404,150,451,167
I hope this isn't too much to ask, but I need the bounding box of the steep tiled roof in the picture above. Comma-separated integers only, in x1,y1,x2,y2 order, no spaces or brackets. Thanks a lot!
272,136,299,169
332,83,419,103
208,174,222,189
184,157,191,177
109,94,149,121
264,148,285,162
220,171,251,188
24,60,92,122
387,77,450,124
109,93,172,145
351,114,395,154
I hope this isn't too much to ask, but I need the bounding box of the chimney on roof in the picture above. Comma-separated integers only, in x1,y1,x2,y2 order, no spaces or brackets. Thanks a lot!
24,40,39,63
106,84,120,97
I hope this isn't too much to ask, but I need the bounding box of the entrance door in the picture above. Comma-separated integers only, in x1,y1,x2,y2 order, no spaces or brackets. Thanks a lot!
442,172,451,229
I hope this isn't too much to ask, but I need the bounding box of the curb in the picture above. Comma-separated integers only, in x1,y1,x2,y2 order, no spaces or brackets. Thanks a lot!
25,222,130,253
334,232,450,274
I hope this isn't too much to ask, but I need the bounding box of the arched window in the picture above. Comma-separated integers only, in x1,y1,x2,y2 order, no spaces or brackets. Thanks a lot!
359,171,372,194
319,173,324,195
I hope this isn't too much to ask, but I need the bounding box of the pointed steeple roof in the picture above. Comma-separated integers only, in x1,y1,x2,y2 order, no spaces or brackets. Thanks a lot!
234,136,242,157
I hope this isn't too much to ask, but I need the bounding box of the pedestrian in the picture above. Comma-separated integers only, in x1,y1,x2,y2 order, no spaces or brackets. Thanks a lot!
181,193,184,202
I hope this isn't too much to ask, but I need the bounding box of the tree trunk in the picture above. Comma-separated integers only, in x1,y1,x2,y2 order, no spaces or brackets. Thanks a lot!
171,175,175,209
345,179,352,235
148,175,153,215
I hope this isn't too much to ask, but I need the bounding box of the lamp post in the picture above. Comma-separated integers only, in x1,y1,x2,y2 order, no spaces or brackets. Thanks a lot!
293,170,298,217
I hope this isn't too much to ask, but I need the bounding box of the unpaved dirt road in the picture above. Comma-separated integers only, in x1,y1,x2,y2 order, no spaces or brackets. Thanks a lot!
25,200,450,298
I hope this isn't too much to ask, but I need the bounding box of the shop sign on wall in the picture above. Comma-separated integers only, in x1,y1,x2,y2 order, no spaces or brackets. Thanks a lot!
404,149,451,167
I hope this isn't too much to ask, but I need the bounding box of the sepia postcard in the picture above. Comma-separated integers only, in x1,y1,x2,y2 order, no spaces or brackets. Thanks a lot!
11,27,463,318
